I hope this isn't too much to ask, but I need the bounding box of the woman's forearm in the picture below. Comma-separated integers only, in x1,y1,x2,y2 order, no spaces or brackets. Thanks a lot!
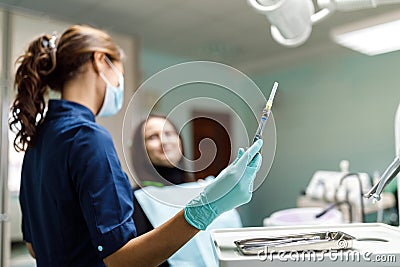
103,209,199,267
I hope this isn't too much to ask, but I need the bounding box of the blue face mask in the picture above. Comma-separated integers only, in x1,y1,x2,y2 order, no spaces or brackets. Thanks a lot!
97,57,124,117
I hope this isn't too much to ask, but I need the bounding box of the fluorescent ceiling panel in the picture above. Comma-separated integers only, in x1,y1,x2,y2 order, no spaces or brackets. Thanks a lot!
331,10,400,56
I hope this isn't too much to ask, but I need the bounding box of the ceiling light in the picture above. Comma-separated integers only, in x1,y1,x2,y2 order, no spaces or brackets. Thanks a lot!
247,0,400,48
331,11,400,55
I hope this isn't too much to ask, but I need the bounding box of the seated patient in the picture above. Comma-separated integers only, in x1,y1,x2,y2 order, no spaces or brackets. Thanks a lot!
131,115,193,236
131,115,242,267
133,115,192,185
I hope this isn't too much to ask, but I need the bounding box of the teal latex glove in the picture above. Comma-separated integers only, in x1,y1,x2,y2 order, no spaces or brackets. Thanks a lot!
184,139,263,230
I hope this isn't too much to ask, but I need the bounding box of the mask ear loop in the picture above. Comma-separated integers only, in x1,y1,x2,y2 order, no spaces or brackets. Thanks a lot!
104,56,123,78
99,72,114,89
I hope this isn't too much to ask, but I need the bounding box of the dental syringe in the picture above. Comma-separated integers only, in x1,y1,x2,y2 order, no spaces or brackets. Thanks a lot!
253,81,278,143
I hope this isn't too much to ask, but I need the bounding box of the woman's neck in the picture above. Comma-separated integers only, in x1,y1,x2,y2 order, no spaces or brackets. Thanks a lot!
61,66,104,116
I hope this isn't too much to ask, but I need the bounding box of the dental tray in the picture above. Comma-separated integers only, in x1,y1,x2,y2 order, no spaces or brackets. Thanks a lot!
212,223,400,266
234,231,355,255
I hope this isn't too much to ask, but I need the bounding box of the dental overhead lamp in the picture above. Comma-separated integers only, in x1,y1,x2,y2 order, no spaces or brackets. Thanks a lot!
247,0,400,47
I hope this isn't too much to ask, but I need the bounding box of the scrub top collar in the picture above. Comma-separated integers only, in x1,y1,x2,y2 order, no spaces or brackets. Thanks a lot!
47,99,95,122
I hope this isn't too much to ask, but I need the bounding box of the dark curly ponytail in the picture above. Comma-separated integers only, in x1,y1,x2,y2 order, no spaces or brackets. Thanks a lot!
9,34,57,152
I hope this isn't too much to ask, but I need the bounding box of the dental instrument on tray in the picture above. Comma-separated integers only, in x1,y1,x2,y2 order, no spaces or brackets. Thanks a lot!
253,81,278,144
234,231,355,255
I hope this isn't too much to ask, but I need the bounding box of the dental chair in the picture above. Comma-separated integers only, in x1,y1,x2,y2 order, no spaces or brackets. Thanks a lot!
300,161,397,223
303,162,371,223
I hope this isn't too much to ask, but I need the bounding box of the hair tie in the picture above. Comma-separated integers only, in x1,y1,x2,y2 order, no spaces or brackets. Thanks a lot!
42,33,57,50
48,34,56,49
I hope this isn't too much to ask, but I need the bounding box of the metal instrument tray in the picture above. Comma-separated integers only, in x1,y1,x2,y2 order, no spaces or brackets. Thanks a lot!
234,231,355,255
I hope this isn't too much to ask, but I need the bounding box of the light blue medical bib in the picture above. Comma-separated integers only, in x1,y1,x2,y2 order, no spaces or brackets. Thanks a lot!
134,179,242,267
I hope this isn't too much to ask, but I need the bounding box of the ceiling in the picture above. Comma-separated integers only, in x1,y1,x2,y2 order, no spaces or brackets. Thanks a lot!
0,0,399,74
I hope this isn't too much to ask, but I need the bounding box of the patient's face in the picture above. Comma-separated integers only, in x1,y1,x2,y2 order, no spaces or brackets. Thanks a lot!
144,117,183,167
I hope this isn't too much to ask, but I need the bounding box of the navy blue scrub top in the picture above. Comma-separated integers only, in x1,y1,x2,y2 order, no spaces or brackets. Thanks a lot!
19,99,137,267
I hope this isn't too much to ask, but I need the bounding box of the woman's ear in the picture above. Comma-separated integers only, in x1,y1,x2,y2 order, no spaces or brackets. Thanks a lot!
92,52,106,74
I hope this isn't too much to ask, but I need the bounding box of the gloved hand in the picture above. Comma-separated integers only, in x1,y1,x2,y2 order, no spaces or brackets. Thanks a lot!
184,139,263,230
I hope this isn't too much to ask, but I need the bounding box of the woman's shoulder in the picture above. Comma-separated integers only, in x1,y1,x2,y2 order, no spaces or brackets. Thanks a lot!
72,122,113,144
66,122,117,160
